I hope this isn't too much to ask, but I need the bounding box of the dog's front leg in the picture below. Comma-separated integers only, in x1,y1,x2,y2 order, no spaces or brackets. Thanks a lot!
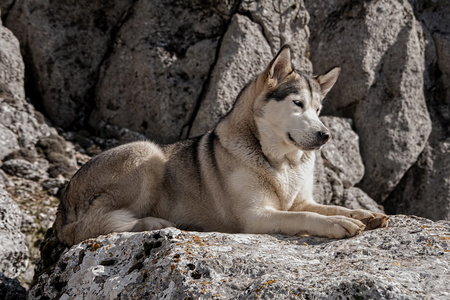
243,208,365,239
292,201,389,230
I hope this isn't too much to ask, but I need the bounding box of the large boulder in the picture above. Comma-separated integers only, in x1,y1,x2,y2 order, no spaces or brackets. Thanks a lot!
30,216,449,299
0,17,56,158
190,0,311,136
305,0,432,204
314,116,383,213
4,0,136,129
383,0,450,221
0,186,28,279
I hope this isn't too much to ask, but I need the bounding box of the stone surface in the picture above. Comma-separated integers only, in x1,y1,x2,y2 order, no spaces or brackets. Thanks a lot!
314,116,382,213
5,0,136,129
0,18,56,152
189,13,272,137
30,216,449,299
190,0,311,136
305,0,432,203
383,0,450,221
1,158,47,181
0,186,28,279
320,117,364,188
0,272,27,300
90,0,237,143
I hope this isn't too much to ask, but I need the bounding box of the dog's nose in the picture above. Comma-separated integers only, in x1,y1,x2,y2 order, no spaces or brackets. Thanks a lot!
318,131,331,143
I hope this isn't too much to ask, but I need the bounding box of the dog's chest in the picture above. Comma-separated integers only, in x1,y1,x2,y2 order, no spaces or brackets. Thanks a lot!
273,165,305,210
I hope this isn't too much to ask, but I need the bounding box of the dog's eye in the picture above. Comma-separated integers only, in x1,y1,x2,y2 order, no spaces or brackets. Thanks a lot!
293,100,304,109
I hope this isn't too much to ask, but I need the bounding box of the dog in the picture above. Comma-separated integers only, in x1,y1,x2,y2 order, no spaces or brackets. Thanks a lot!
54,45,388,246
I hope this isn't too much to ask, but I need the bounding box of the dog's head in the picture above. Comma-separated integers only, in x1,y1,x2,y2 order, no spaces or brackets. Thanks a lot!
254,45,340,156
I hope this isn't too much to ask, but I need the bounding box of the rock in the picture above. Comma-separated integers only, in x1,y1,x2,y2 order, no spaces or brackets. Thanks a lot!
384,1,450,221
320,117,364,188
189,14,273,137
0,18,57,152
30,216,449,299
0,272,27,300
313,116,381,212
1,158,46,181
0,124,19,160
4,0,136,129
0,186,28,279
190,0,311,136
90,1,236,143
305,0,432,203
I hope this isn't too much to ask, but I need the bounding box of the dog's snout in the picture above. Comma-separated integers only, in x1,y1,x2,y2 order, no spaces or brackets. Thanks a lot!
318,131,331,143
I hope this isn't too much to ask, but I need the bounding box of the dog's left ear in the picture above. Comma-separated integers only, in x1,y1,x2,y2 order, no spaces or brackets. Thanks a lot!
266,45,293,83
316,67,341,98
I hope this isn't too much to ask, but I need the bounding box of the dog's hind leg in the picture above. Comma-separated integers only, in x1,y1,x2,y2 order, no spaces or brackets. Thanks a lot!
131,217,175,232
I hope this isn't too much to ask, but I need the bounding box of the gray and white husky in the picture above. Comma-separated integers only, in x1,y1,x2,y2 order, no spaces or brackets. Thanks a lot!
55,45,388,246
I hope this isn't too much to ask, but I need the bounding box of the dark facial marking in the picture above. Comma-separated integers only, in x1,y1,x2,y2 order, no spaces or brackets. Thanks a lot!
295,69,313,100
266,81,300,101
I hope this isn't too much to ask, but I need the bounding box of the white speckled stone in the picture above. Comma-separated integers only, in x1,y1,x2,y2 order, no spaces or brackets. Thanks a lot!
30,215,449,299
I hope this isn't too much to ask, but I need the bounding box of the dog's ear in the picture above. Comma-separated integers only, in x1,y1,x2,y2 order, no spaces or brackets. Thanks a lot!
316,67,341,98
266,45,293,83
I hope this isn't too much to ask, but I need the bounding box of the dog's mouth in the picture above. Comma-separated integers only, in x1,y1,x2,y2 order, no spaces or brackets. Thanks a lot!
287,133,322,151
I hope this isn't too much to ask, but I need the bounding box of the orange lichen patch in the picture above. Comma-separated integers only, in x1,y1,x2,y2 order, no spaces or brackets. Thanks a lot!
302,242,308,246
262,279,277,287
438,236,450,240
201,289,207,294
90,242,102,252
65,257,69,261
109,252,114,257
393,262,400,266
170,264,176,274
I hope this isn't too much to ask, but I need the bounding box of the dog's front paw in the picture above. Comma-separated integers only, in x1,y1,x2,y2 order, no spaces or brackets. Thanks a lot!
347,209,389,230
311,216,365,239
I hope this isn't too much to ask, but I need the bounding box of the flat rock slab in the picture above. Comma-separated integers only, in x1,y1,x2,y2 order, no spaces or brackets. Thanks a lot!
30,215,449,299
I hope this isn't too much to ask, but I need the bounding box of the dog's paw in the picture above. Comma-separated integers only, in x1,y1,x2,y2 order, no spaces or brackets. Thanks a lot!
311,216,365,239
345,209,389,230
365,212,389,230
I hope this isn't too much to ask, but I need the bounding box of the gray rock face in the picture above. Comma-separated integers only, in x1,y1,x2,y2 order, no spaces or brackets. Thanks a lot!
5,0,135,129
0,272,27,300
90,0,235,143
190,0,311,136
0,186,28,279
383,0,450,221
314,117,382,213
189,13,273,137
30,216,449,299
306,0,432,204
1,158,46,181
0,18,56,154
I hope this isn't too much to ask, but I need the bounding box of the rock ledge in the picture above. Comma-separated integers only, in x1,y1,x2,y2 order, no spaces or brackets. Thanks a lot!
30,215,449,299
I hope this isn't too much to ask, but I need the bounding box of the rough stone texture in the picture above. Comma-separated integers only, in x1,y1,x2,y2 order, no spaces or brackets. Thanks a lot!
384,0,450,221
5,0,136,129
1,158,47,181
90,0,236,143
30,216,449,299
0,272,27,300
0,186,28,279
0,124,19,160
0,18,56,154
314,116,383,213
305,0,432,203
190,0,311,136
189,13,272,137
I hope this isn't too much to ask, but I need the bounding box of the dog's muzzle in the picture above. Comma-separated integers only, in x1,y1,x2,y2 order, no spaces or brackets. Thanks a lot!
318,131,331,144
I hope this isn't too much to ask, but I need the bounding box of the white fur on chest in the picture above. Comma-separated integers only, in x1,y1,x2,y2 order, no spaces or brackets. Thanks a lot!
273,161,312,210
